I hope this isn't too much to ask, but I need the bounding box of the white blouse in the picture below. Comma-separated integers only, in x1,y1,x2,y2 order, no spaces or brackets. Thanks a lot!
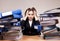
29,21,32,27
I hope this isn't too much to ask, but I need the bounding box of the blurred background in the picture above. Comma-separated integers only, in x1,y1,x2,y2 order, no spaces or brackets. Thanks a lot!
0,0,60,16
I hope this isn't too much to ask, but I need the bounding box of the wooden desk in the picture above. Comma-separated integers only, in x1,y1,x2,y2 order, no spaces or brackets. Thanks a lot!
0,35,60,41
20,35,45,41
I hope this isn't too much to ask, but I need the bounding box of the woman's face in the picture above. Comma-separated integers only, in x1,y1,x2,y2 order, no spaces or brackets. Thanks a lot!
27,11,34,21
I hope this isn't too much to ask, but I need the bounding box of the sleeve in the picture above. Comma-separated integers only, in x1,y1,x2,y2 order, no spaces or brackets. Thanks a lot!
20,20,25,30
36,20,40,25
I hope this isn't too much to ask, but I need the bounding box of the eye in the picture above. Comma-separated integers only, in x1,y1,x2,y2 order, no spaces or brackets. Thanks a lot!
32,14,34,15
28,14,30,15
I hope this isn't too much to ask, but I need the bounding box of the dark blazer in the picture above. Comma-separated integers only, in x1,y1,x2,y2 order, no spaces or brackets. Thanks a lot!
21,18,40,35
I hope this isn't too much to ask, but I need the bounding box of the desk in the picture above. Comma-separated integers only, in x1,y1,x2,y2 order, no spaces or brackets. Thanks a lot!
20,35,45,41
0,35,60,41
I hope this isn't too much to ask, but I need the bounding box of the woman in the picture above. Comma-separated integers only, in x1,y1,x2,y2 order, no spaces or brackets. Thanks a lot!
21,7,41,35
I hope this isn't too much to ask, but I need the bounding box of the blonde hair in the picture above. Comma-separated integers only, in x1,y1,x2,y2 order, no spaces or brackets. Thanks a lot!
22,7,38,21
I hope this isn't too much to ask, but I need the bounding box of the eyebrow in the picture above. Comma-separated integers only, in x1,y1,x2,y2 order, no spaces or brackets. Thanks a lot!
28,14,34,15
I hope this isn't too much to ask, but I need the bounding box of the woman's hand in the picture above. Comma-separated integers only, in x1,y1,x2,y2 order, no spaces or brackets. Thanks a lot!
22,12,28,20
34,12,39,21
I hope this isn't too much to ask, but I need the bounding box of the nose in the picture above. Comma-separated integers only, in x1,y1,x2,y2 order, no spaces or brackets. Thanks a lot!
29,15,33,17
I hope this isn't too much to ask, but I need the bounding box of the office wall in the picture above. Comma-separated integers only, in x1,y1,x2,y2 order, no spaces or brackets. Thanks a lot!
0,0,60,16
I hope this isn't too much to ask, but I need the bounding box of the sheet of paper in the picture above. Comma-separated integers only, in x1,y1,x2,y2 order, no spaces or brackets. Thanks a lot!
34,26,38,29
2,11,12,17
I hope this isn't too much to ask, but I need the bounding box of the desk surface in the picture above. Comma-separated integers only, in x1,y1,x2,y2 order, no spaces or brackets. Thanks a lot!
20,35,60,41
0,35,60,41
20,35,45,41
